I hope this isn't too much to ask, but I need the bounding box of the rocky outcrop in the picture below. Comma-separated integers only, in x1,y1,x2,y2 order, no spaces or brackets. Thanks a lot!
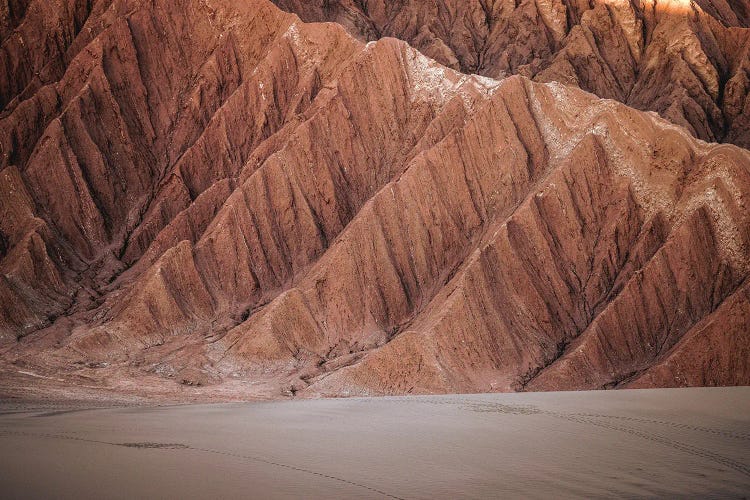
272,0,750,149
0,0,748,399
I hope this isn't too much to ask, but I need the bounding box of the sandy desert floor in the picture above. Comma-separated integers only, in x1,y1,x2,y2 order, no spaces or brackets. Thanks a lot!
0,387,748,499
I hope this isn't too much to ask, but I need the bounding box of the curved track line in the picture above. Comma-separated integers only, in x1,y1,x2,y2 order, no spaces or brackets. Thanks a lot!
547,413,750,477
570,413,750,441
405,397,750,476
0,430,405,499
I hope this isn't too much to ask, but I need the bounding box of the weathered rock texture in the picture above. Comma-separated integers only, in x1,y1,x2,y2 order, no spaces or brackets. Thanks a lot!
0,0,748,400
273,0,750,149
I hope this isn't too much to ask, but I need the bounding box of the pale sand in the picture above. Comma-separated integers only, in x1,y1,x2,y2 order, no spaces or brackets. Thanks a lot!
0,387,748,499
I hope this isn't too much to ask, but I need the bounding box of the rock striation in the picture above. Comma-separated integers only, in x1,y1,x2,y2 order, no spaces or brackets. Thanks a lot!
273,0,750,148
0,0,748,399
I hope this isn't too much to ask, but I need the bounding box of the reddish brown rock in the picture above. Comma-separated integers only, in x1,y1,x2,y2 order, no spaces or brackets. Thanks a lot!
0,0,748,400
273,0,750,148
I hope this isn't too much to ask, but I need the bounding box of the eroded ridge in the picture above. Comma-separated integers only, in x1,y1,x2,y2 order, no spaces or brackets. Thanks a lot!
0,0,748,400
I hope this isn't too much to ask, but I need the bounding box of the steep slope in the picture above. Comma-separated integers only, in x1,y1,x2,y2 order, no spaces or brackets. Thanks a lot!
272,0,750,148
1,0,298,340
0,0,748,400
218,77,750,396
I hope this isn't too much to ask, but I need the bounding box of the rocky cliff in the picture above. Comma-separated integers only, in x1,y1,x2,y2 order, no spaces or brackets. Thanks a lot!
274,0,750,148
0,0,748,400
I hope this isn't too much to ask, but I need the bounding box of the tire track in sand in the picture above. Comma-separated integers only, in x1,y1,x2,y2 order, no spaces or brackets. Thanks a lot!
456,400,750,478
549,412,750,478
0,430,405,499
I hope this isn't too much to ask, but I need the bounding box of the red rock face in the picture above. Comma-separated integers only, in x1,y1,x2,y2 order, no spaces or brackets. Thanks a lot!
0,0,748,399
273,0,750,148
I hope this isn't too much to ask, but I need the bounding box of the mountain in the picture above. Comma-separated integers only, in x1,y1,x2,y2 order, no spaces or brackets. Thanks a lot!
273,0,750,148
0,0,748,400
